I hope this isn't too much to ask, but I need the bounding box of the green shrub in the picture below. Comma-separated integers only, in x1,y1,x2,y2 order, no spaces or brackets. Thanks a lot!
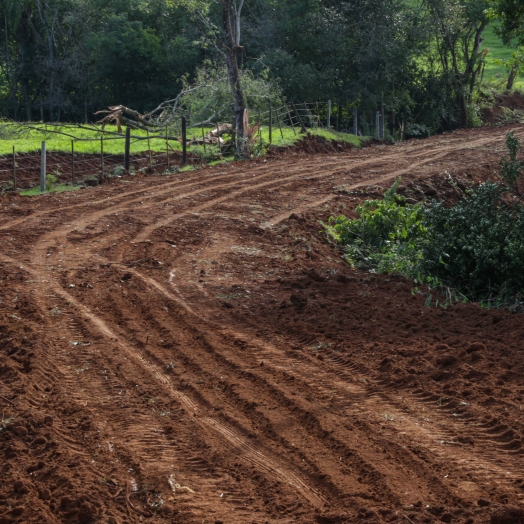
500,130,524,189
327,178,426,274
328,134,524,310
421,182,524,304
191,144,221,163
46,174,58,191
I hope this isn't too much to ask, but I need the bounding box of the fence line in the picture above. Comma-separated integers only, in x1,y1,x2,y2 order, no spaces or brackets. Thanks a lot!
0,99,388,191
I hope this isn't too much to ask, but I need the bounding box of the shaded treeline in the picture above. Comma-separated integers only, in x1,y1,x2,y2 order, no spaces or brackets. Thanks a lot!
0,0,509,133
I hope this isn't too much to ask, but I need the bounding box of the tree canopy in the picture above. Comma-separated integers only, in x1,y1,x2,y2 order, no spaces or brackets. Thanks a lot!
0,0,521,132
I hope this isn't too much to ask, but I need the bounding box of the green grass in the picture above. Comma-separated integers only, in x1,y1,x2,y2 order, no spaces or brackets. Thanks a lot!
258,126,366,148
0,123,180,156
0,121,366,157
19,183,82,196
482,24,524,89
208,156,235,166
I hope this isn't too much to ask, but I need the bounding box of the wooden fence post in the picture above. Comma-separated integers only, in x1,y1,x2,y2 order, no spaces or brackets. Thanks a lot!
100,136,104,177
201,123,207,153
275,107,284,140
327,100,332,128
40,141,46,193
375,111,380,140
71,141,75,185
390,110,396,138
124,127,131,171
166,126,170,169
147,130,152,171
269,107,273,144
381,94,385,140
286,105,297,135
353,107,358,136
182,116,187,166
292,101,307,133
12,146,16,190
218,122,222,156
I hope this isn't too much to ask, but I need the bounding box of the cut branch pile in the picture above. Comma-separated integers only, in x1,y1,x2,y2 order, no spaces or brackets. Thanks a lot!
95,106,161,133
190,124,233,146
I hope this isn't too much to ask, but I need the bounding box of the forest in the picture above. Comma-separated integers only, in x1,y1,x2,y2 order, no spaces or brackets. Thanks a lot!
0,0,523,136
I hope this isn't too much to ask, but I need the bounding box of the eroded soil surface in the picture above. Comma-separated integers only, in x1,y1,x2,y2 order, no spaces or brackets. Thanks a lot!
1,125,524,524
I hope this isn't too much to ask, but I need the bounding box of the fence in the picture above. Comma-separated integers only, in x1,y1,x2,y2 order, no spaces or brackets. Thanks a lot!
0,129,189,191
0,101,387,191
247,101,386,141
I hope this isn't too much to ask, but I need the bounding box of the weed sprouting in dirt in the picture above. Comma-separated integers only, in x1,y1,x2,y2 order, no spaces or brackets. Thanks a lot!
46,174,58,191
19,183,82,196
0,413,13,433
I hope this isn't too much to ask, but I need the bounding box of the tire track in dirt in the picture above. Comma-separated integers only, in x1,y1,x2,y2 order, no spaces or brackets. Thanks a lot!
1,126,520,520
0,251,326,515
0,130,505,238
124,263,524,508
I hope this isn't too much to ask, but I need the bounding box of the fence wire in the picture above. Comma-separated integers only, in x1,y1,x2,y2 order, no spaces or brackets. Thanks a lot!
0,100,386,190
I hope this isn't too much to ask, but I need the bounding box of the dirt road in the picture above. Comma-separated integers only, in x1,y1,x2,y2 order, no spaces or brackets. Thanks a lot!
1,125,524,523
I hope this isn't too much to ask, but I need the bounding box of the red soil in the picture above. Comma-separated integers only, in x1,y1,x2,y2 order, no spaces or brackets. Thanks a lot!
1,125,524,523
0,150,198,189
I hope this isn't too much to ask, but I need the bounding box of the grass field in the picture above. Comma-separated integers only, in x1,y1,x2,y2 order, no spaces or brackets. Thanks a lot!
482,24,523,89
0,123,364,157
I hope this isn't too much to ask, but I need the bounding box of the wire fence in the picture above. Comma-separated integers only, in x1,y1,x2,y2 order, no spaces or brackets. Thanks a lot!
0,100,386,191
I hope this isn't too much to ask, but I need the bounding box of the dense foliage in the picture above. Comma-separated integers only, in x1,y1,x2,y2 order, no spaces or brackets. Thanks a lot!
0,0,520,131
329,132,524,309
328,179,427,274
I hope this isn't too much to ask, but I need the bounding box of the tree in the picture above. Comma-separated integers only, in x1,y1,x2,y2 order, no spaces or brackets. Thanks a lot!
490,0,524,45
176,0,250,157
422,0,490,126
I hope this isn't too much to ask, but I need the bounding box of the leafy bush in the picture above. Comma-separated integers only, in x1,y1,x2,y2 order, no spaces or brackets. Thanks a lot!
180,62,283,125
191,144,221,163
328,132,524,310
404,123,432,139
327,178,426,274
500,130,524,189
421,182,524,304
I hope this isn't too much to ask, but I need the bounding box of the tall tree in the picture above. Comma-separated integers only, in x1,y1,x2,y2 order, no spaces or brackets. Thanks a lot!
423,0,490,126
176,0,249,157
490,0,524,45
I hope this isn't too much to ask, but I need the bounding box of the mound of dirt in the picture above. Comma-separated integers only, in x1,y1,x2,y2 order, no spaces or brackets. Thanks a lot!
481,92,524,125
267,132,371,159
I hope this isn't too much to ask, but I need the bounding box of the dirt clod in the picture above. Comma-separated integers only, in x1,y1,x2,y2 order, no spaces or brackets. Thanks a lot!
467,342,486,353
78,502,97,524
490,506,524,524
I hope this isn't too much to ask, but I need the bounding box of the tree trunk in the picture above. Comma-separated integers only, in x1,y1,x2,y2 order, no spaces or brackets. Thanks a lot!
221,0,248,158
18,8,32,121
22,84,31,121
507,64,518,91
224,48,248,157
465,22,487,102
